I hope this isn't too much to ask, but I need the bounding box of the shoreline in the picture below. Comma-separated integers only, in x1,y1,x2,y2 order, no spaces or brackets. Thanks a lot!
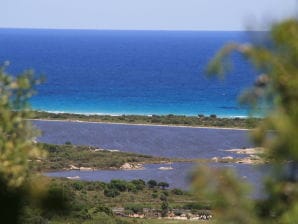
31,111,261,129
30,118,251,131
38,109,250,119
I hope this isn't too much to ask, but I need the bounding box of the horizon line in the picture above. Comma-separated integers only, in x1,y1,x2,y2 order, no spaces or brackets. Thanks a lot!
0,26,268,32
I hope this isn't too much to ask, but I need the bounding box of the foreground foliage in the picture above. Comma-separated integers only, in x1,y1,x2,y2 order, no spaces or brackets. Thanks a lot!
193,19,298,223
0,66,68,223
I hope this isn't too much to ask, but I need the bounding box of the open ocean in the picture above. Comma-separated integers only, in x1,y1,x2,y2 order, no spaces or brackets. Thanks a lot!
0,28,260,116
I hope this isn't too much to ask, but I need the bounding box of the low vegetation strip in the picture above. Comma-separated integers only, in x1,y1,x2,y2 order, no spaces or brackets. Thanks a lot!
32,143,191,172
32,111,261,129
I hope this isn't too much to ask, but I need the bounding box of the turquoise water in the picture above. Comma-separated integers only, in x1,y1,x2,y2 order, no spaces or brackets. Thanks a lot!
0,29,261,116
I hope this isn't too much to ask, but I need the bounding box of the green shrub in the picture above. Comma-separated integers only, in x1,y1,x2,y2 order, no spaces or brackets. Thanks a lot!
104,188,120,198
72,181,84,191
171,188,184,195
109,180,128,192
147,180,157,188
130,179,146,190
162,191,169,196
160,194,167,202
124,204,143,214
94,204,114,216
151,193,158,198
158,182,169,190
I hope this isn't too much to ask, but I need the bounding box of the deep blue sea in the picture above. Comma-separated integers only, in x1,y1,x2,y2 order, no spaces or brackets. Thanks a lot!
0,29,260,116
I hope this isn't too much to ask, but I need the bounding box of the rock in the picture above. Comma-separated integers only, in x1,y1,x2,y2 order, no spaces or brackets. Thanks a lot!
222,156,234,160
158,166,173,170
67,176,80,180
211,157,219,162
121,163,133,169
79,167,93,171
70,164,80,170
108,149,120,152
120,163,144,170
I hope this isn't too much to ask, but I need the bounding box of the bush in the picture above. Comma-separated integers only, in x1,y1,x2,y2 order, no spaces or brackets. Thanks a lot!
161,201,169,217
72,181,84,191
171,188,184,195
94,204,114,216
131,179,146,190
160,194,167,202
124,204,143,214
162,191,169,196
109,179,128,192
104,188,120,198
126,182,137,192
174,210,183,216
147,180,157,188
151,193,158,198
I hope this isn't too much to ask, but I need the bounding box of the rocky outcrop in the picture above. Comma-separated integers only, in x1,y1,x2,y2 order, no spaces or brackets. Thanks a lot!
69,165,94,171
120,163,144,170
79,167,94,171
69,164,80,170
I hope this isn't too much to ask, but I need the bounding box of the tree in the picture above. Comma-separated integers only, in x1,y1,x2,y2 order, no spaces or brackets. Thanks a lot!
147,179,157,188
131,179,146,190
193,19,298,223
158,182,170,190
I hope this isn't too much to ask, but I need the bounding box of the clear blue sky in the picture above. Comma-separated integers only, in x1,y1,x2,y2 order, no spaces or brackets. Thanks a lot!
1,0,296,30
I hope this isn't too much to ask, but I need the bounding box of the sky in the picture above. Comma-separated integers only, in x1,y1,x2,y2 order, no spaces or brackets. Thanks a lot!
0,0,297,31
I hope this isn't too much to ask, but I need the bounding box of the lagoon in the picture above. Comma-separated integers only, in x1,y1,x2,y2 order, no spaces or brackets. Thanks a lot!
36,119,266,197
33,120,253,159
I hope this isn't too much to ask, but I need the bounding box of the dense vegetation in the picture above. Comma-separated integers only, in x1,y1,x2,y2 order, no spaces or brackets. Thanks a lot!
32,111,261,129
22,177,209,224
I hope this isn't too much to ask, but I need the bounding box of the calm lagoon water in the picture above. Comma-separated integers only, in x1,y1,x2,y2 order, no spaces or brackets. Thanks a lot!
34,120,253,159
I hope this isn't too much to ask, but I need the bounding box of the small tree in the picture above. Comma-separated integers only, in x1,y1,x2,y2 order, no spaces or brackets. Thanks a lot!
161,201,169,217
147,179,157,188
158,182,170,190
131,179,146,190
